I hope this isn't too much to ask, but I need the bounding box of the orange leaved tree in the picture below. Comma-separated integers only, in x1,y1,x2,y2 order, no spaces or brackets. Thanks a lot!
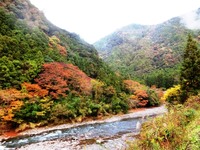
35,62,92,99
0,88,30,129
22,82,48,98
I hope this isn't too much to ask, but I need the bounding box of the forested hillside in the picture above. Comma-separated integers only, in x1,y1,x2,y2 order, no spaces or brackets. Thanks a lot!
129,34,200,150
94,8,200,88
1,1,200,149
94,9,200,148
0,0,161,133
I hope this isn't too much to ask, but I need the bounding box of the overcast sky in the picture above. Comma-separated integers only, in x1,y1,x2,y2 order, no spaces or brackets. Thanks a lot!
30,0,200,43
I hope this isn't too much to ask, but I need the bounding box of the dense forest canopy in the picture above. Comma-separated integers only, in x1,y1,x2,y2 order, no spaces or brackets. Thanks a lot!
94,12,200,88
0,0,161,132
0,1,200,149
130,34,200,150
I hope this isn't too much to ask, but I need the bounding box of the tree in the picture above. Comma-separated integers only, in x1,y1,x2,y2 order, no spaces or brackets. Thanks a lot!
0,89,29,122
35,62,92,99
180,34,200,97
22,82,48,98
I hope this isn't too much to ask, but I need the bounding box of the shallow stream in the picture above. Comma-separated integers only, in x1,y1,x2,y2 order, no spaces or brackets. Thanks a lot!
0,105,167,150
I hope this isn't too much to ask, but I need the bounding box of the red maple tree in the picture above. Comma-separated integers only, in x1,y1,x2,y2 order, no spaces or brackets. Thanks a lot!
35,62,92,99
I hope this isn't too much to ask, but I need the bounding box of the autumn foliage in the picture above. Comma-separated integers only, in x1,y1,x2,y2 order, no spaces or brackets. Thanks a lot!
49,36,67,56
134,89,149,106
35,62,92,99
22,82,48,98
0,89,29,122
123,80,141,93
0,6,164,134
123,80,160,107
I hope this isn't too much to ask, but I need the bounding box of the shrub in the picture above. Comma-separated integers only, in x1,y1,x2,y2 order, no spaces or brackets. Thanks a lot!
129,94,200,150
0,89,29,123
91,79,105,100
123,80,141,94
14,97,53,124
162,85,182,105
147,88,160,106
125,82,161,108
111,97,128,114
129,105,198,150
184,93,200,110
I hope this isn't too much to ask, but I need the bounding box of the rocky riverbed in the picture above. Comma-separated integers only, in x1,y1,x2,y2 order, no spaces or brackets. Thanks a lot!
0,105,167,150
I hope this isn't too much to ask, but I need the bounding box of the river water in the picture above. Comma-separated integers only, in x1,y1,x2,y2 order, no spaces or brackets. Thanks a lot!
0,105,167,150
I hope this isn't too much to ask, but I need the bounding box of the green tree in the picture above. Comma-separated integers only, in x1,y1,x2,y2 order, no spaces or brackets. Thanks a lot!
180,34,200,98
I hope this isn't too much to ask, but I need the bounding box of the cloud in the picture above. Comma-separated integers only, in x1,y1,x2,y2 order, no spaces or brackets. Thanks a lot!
30,0,200,43
181,10,200,29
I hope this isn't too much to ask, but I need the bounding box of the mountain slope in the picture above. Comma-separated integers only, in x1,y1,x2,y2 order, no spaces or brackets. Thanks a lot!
94,8,200,88
0,0,134,132
0,0,123,86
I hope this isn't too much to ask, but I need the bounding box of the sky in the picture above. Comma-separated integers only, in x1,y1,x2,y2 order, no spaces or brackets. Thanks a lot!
30,0,200,43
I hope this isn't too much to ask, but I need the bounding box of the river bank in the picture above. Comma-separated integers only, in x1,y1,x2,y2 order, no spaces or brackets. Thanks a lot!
0,105,167,150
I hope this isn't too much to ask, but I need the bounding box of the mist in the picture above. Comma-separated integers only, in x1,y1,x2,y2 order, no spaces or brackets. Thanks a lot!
181,9,200,29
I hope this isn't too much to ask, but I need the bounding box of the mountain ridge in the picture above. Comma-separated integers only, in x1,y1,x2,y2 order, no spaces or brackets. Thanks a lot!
0,0,143,132
94,7,200,87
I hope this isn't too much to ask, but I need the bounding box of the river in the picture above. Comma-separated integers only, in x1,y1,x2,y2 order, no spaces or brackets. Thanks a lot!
0,105,167,150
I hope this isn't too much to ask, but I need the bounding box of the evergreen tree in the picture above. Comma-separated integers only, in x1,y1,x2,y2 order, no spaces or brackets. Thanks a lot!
180,34,200,97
